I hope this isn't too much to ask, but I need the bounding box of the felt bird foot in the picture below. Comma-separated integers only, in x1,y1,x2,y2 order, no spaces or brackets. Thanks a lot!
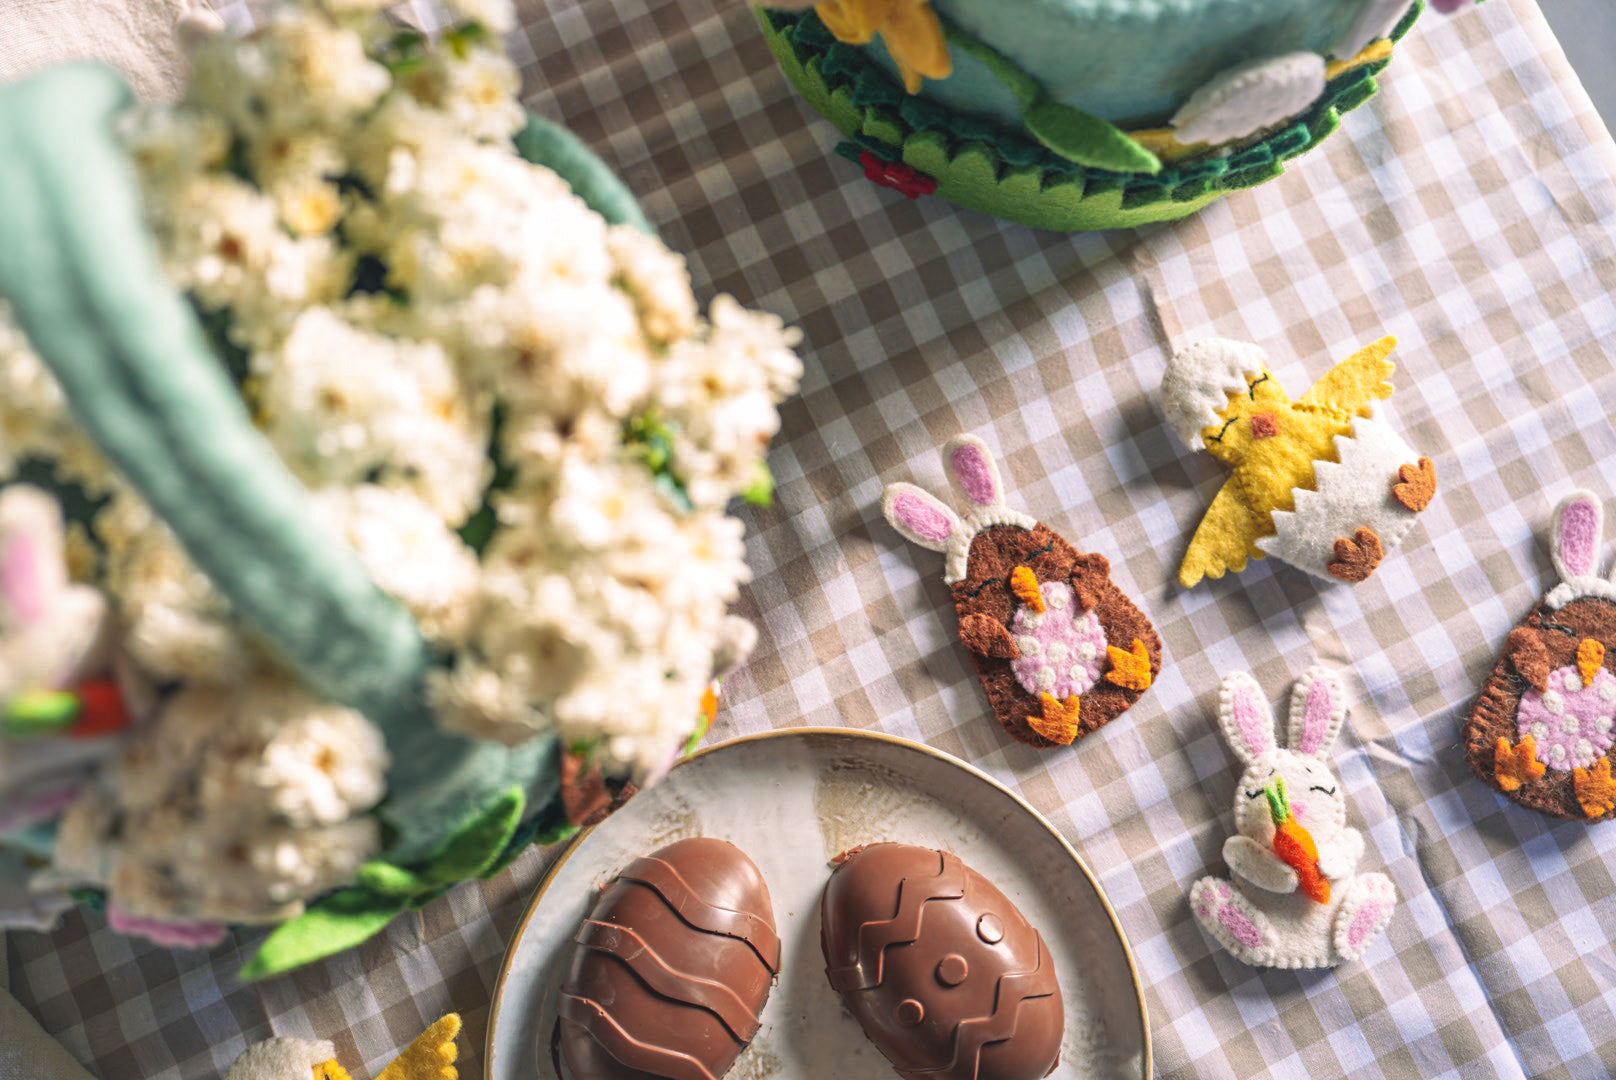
1105,638,1154,691
1028,694,1080,745
1327,527,1385,582
1393,457,1437,512
1574,758,1616,820
1494,736,1547,793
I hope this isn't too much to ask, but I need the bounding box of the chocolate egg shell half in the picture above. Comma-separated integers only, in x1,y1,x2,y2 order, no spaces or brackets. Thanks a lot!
820,843,1063,1080
557,837,780,1080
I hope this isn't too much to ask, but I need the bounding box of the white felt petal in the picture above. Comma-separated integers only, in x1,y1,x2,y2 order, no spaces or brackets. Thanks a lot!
223,1038,338,1080
1172,53,1329,147
1258,418,1421,579
1161,339,1268,447
1335,0,1414,58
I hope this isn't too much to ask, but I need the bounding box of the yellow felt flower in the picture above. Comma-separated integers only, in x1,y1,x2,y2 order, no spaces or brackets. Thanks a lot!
816,0,952,93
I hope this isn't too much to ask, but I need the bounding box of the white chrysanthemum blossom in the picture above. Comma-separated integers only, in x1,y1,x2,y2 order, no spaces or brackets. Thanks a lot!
4,0,801,925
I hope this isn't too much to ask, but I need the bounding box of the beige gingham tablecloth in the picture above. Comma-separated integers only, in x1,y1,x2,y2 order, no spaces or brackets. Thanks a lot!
9,0,1616,1077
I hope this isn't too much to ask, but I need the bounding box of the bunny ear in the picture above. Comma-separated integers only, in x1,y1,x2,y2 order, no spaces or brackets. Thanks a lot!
882,483,963,553
943,435,1006,510
1286,666,1347,759
1217,671,1276,763
0,486,68,629
1551,491,1603,581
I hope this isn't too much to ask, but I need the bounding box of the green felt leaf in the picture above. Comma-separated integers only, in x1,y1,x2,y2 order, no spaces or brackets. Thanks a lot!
1022,101,1162,175
356,860,422,898
4,690,81,737
415,785,526,886
239,888,404,981
742,461,775,507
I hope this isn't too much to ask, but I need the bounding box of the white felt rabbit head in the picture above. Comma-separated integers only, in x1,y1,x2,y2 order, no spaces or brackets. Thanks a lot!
1217,667,1349,847
882,435,1035,584
0,485,110,701
1543,491,1616,612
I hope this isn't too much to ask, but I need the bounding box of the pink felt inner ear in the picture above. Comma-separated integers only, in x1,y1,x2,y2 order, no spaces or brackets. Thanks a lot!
1,536,45,624
1233,686,1273,757
1559,498,1600,577
1299,678,1335,755
892,492,954,545
950,443,1000,507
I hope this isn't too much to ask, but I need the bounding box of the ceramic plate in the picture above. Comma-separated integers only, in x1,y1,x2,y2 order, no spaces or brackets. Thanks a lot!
486,728,1150,1080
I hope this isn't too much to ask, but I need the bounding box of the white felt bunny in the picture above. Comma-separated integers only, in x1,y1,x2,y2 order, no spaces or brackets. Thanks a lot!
1189,667,1396,969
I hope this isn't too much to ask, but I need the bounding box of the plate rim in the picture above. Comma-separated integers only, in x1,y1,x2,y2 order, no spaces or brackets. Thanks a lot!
484,725,1153,1080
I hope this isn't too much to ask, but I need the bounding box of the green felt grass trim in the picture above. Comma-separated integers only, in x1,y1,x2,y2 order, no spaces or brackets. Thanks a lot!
760,3,1421,231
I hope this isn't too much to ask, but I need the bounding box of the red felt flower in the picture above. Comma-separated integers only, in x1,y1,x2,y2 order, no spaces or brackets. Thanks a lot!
860,151,937,199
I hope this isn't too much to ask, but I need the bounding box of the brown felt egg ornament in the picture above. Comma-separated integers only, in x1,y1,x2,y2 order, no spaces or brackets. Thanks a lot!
555,837,780,1080
820,843,1064,1080
882,436,1162,748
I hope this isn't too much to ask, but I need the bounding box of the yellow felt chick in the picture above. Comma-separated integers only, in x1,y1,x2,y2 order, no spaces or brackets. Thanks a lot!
222,1015,460,1080
1163,337,1434,587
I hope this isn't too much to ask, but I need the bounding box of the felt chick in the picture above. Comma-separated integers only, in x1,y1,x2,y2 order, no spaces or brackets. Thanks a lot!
223,1013,460,1080
1189,668,1397,969
1163,337,1437,587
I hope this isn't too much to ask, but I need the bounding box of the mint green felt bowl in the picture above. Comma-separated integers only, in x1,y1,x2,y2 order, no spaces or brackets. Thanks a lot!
0,63,648,975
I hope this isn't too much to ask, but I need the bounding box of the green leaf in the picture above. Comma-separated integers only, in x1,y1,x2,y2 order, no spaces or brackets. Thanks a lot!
1022,101,1162,175
414,785,525,886
356,860,424,898
239,888,404,981
742,461,775,507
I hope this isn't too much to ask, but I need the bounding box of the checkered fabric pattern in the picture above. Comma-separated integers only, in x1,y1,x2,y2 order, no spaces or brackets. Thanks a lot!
8,0,1616,1077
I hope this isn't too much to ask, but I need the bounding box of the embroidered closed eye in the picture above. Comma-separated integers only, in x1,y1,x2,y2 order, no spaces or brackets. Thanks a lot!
1247,373,1271,399
1244,789,1265,799
1309,785,1337,796
1205,416,1238,444
1539,620,1579,638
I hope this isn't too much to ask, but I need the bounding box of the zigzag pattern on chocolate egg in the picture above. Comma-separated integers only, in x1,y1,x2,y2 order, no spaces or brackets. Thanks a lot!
826,850,968,993
902,937,1058,1080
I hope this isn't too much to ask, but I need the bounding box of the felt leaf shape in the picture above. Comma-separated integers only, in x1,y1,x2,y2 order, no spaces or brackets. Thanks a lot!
1023,100,1163,175
1105,639,1153,691
357,785,527,898
1327,528,1385,582
1172,53,1328,147
1393,458,1438,512
376,1013,461,1080
1494,736,1546,793
1575,758,1616,820
1029,694,1080,745
239,887,406,981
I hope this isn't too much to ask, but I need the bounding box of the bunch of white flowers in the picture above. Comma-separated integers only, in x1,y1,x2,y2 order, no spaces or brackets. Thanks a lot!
0,0,798,925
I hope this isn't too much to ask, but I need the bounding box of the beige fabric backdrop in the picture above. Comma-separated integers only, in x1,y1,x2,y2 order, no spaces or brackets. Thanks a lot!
6,1,1616,1079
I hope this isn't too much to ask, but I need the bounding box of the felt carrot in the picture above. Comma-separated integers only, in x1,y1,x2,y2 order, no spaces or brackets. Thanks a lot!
1264,776,1330,904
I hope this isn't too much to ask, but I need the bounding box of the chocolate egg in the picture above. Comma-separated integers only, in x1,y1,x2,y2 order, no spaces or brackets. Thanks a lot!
820,844,1063,1080
556,837,780,1080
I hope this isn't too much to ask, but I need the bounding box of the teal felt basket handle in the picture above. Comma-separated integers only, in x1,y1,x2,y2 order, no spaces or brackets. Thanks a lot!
0,64,648,869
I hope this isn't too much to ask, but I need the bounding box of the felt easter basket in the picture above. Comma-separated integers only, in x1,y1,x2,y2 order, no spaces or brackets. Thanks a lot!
758,2,1422,232
0,63,656,977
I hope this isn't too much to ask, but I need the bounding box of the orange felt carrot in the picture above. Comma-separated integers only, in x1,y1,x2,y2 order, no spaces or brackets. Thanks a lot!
1265,776,1330,904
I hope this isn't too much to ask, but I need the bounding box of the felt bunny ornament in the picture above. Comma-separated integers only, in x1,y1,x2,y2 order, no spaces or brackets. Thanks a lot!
1190,667,1397,968
0,485,130,837
882,435,1162,748
1466,491,1616,821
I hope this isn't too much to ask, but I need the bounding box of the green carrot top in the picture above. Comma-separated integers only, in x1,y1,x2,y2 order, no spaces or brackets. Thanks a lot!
1264,775,1293,826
